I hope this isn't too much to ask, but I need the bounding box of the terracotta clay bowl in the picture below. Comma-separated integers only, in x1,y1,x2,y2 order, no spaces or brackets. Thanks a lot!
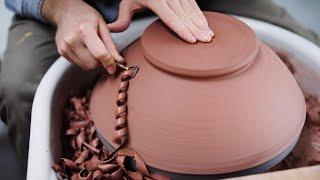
90,12,306,178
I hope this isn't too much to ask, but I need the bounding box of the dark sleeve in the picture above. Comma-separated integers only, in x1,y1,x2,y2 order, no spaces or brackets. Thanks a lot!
86,0,120,23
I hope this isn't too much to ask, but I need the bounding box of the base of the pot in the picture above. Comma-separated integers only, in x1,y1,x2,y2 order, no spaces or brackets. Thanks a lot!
97,131,298,179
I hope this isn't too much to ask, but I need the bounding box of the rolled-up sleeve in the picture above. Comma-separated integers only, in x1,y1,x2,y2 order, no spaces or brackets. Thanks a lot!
5,0,45,21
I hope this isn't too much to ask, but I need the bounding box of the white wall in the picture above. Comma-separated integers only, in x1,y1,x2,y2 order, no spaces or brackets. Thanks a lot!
274,0,320,35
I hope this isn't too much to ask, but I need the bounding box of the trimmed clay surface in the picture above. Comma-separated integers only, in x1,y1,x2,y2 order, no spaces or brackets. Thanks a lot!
90,12,306,174
53,93,320,179
141,12,258,77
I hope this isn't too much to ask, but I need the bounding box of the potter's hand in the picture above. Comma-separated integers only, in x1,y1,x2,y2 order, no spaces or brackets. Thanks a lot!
108,0,214,43
42,0,122,74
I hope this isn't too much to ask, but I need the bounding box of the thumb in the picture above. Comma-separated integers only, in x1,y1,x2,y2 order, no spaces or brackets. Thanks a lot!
108,1,133,32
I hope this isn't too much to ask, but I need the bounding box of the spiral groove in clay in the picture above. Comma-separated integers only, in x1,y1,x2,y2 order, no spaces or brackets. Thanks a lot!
114,69,136,146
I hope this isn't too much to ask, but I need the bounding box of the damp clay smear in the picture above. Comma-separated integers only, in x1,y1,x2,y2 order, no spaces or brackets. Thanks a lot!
52,58,320,179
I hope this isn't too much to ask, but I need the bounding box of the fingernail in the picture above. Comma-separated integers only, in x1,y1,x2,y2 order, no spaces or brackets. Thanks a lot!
200,32,212,42
186,34,197,43
206,31,213,41
206,32,213,42
107,65,116,74
209,30,215,37
118,56,125,63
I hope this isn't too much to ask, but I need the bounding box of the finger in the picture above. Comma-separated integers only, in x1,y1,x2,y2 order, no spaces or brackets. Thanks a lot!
67,52,90,70
65,35,99,70
184,0,208,26
185,0,214,37
99,19,124,63
61,45,93,70
181,0,210,30
147,1,196,43
107,0,133,32
167,0,211,42
56,38,77,64
77,24,116,74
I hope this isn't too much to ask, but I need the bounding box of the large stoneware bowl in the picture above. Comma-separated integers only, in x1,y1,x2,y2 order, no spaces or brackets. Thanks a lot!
90,12,306,177
27,15,320,180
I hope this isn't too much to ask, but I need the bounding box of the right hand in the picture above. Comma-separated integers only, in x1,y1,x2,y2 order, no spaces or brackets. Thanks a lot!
108,0,214,43
42,0,122,74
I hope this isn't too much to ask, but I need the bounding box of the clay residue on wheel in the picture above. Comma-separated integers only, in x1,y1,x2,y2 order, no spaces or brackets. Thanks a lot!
51,93,124,180
52,92,169,180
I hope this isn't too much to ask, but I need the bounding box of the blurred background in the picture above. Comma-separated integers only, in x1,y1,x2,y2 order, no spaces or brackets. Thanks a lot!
0,0,319,179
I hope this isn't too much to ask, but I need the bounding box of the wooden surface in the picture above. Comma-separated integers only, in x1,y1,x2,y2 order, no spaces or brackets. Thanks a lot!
228,165,320,180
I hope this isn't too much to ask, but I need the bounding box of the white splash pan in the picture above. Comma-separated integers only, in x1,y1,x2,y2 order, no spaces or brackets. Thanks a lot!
27,16,320,180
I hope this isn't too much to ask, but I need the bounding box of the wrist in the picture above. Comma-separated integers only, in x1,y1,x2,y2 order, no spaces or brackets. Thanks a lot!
41,0,59,25
42,0,80,25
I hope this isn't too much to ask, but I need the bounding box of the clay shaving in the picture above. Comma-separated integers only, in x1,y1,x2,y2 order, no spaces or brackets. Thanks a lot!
51,93,124,180
52,92,169,180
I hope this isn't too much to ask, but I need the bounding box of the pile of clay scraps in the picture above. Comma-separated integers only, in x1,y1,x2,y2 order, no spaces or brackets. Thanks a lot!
52,93,169,180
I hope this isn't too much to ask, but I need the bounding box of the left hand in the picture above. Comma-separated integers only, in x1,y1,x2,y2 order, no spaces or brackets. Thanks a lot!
108,0,214,43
